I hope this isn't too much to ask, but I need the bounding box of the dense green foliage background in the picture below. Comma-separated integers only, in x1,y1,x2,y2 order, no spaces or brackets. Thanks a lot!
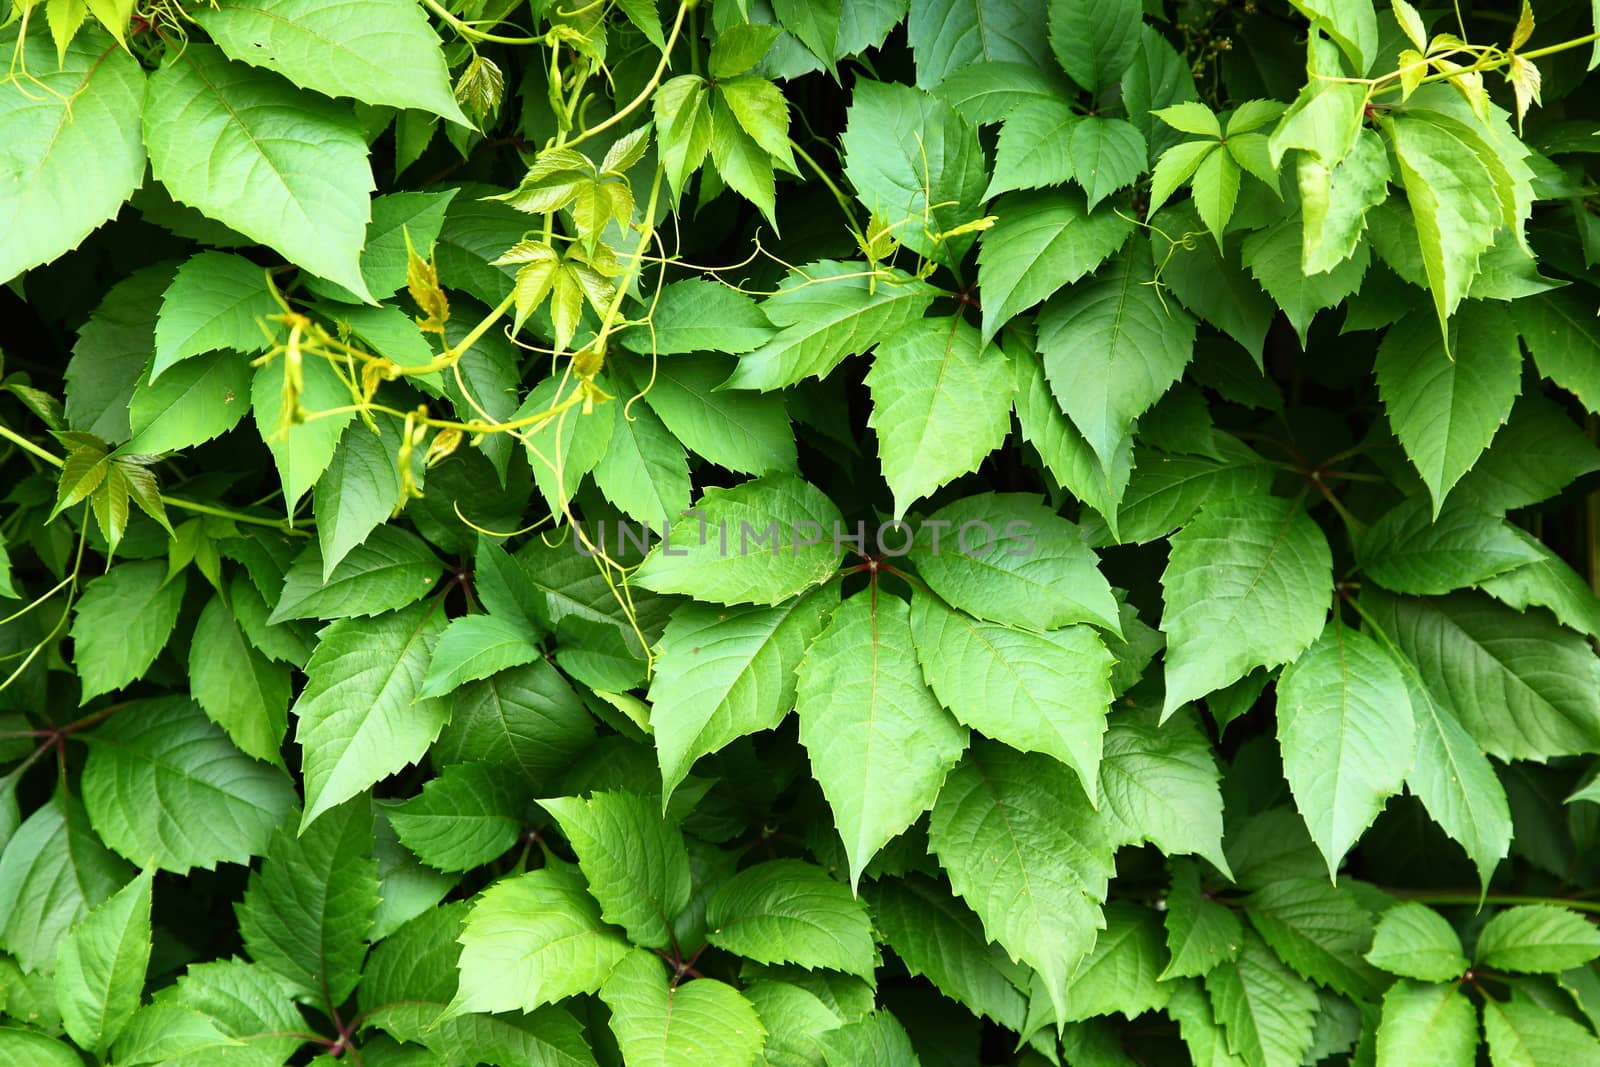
6,0,1600,1063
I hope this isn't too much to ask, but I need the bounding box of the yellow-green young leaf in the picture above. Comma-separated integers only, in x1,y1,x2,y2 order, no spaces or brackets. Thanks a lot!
1276,622,1414,876
1191,147,1240,249
1100,707,1231,873
251,356,357,511
601,950,767,1067
451,864,631,1015
723,261,938,391
653,75,713,202
1037,243,1196,468
648,592,835,804
1154,101,1222,138
1204,931,1319,1067
1159,495,1332,718
1368,589,1600,762
865,316,1013,517
292,603,451,829
54,868,152,1057
910,590,1113,804
188,593,291,765
1476,905,1600,974
1375,305,1521,516
1484,996,1600,1065
1365,903,1467,981
152,252,279,379
929,740,1114,1025
123,350,253,456
977,190,1135,342
796,593,967,888
1048,0,1142,92
718,76,796,170
1299,127,1390,274
1289,0,1378,73
46,0,86,66
710,96,778,226
540,792,691,950
0,27,146,286
143,45,375,301
1161,859,1243,980
985,100,1080,197
706,860,875,976
385,762,522,873
81,697,297,872
237,797,378,1006
1392,0,1427,49
1241,215,1370,345
915,493,1121,633
1148,140,1216,216
1375,980,1477,1067
633,475,843,606
71,561,186,701
192,0,467,124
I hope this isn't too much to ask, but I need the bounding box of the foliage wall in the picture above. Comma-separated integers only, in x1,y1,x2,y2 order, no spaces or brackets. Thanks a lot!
5,0,1600,1063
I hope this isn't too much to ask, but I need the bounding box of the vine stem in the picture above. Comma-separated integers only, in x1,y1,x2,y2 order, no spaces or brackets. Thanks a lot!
0,421,306,532
418,0,545,45
564,0,690,151
1369,30,1600,97
1392,892,1600,915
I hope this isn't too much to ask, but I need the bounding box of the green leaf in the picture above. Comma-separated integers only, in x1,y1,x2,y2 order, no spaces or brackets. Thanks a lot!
1191,147,1242,250
70,561,186,702
1374,980,1477,1067
1058,901,1173,1022
618,279,775,356
1288,0,1377,73
270,526,442,622
1242,879,1381,998
819,1011,917,1065
648,593,835,804
1048,0,1140,92
451,864,630,1014
159,958,306,1066
66,264,174,444
865,315,1014,517
1513,287,1600,413
252,355,357,510
1071,117,1148,209
709,24,782,79
1165,980,1247,1067
1300,127,1390,274
54,868,152,1057
744,980,848,1066
1364,902,1468,981
541,792,691,950
1483,996,1600,1066
1367,590,1600,761
1384,111,1511,340
1480,532,1600,641
124,350,254,455
314,423,404,579
933,59,1071,124
929,740,1113,1024
706,860,875,976
192,0,467,123
796,592,967,887
1100,707,1231,874
1395,641,1513,890
985,100,1079,197
906,0,1052,89
1276,622,1415,876
1361,498,1543,596
914,493,1121,633
1162,859,1243,980
910,589,1112,804
1154,101,1223,138
143,45,375,301
724,262,938,392
0,790,134,974
593,399,691,531
433,661,594,784
386,762,521,872
1037,243,1196,468
773,0,839,68
632,355,797,474
236,797,377,1006
0,27,146,285
292,602,451,828
601,950,767,1067
81,697,296,872
1375,305,1522,516
0,1029,83,1067
1159,495,1333,717
1204,931,1319,1067
419,615,541,698
977,190,1134,342
1122,24,1200,159
840,80,987,266
1085,438,1274,547
1475,905,1600,974
710,95,778,224
1457,394,1600,514
653,75,713,204
519,374,616,519
1148,141,1215,216
152,252,279,379
633,475,843,606
1240,215,1370,346
864,875,1029,1030
111,1005,246,1065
